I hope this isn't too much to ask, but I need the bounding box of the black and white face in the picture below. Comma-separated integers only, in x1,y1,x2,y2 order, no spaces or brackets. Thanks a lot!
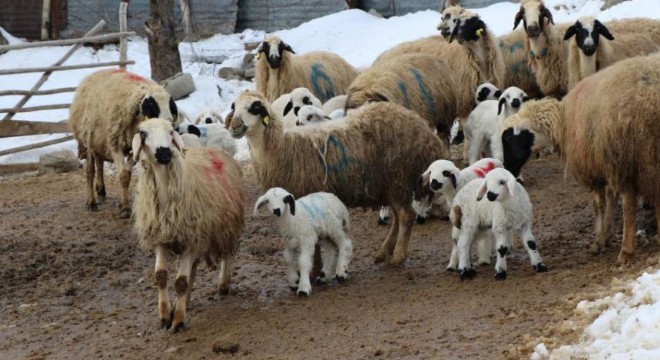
258,37,295,69
420,160,459,194
225,92,273,139
195,109,223,125
283,88,321,117
451,16,486,44
254,187,296,217
132,118,184,166
564,17,614,56
475,83,502,103
140,94,178,123
513,1,555,38
498,87,529,115
476,168,517,202
438,7,464,38
296,106,330,126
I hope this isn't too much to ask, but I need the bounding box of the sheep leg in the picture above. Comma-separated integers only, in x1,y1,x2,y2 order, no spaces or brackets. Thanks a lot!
617,192,638,264
467,135,483,165
186,259,199,304
297,242,315,297
218,253,232,295
592,187,616,254
316,239,335,284
154,246,171,329
389,205,415,266
457,225,477,280
94,156,106,203
378,206,390,225
283,247,299,293
112,152,132,219
477,232,494,266
85,152,97,211
333,233,353,283
520,223,547,272
447,226,460,271
492,228,510,281
375,209,399,263
171,251,195,332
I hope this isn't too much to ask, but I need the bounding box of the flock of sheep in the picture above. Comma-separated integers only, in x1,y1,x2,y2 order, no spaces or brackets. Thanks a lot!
67,0,659,333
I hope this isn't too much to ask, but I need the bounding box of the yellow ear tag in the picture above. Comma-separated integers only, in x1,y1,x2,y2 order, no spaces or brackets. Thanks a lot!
476,28,484,37
256,52,261,60
182,147,188,156
262,115,270,126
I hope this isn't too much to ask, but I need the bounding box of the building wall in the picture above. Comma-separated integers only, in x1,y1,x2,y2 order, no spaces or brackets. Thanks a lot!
236,0,347,32
0,0,44,40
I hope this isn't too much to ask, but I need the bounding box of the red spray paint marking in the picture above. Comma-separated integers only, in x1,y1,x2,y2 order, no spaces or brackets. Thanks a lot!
204,149,239,203
109,69,146,82
471,161,497,178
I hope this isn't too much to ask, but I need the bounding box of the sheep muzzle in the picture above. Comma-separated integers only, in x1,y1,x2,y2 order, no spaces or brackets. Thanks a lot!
155,147,173,165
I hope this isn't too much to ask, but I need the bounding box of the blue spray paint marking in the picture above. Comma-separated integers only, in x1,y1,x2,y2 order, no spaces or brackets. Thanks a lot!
397,80,412,108
319,135,363,188
410,68,436,123
299,199,322,220
508,41,524,54
310,63,336,103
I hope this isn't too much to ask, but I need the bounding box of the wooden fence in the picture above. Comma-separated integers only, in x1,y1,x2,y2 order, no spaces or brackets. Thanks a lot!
0,1,134,174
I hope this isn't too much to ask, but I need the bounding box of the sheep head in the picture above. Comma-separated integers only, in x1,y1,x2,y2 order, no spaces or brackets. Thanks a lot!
254,187,296,217
420,160,460,193
296,105,330,126
513,0,554,38
226,91,274,139
132,118,184,165
257,36,295,70
450,14,487,45
475,82,502,103
564,16,615,57
194,108,224,125
497,86,529,116
476,168,518,202
283,87,322,117
139,93,178,124
437,5,465,38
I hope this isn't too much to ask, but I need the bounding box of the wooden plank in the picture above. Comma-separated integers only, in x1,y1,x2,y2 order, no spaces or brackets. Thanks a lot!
2,20,106,121
0,120,70,138
0,31,137,52
119,1,129,70
0,87,76,97
42,0,51,40
0,104,70,113
0,60,135,76
0,135,74,157
0,163,41,176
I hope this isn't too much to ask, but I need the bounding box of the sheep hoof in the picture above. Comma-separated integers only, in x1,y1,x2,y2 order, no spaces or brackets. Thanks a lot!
297,290,309,297
289,286,298,293
415,216,427,224
533,263,548,272
118,208,131,219
218,286,230,296
446,266,456,272
378,217,388,225
494,270,507,280
458,268,476,280
160,318,172,330
374,254,386,264
87,202,98,212
169,321,186,333
616,251,632,265
315,272,328,285
335,274,347,283
589,242,602,255
385,255,406,266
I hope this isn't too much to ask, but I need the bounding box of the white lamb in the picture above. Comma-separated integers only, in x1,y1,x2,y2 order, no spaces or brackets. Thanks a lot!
176,119,237,156
282,87,323,128
296,105,331,126
464,86,528,165
450,168,547,280
194,107,224,125
420,158,502,270
254,187,353,297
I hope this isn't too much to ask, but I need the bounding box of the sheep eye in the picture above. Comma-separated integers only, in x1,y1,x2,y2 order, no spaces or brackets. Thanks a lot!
453,19,457,23
307,115,313,121
248,101,263,115
443,14,450,20
499,180,506,185
303,96,311,105
139,130,147,140
231,103,235,110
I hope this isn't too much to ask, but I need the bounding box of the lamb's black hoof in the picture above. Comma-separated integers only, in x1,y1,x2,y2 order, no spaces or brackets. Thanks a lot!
446,267,457,272
458,268,476,280
315,272,328,285
335,274,346,283
169,321,186,333
378,218,388,225
416,216,427,224
88,202,98,212
219,286,230,295
534,263,548,273
160,318,171,330
289,286,298,293
297,290,309,297
494,270,507,280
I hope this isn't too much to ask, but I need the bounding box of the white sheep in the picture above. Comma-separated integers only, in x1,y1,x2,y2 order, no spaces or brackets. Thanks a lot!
176,119,237,156
450,168,547,280
420,158,503,270
254,187,353,296
322,94,347,114
194,107,223,125
464,86,528,164
283,87,323,118
132,118,245,332
474,82,501,104
296,105,331,126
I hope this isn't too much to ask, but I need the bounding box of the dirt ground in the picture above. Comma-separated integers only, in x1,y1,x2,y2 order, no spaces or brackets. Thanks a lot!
1,153,658,360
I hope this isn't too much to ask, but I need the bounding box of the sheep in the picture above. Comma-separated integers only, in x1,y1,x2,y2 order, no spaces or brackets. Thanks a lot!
254,35,359,103
131,118,245,332
465,86,529,164
180,133,202,148
437,4,468,38
70,69,178,218
500,54,660,264
296,105,331,126
475,82,501,104
254,188,353,296
322,94,347,114
564,16,660,89
194,107,223,125
176,119,237,156
280,87,323,128
450,168,547,280
345,53,458,144
226,91,448,265
420,158,503,270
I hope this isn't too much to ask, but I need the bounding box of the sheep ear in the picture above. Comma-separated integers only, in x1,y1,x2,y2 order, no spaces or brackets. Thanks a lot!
282,42,295,54
283,101,293,116
172,131,185,156
595,20,614,41
522,95,530,103
448,21,460,43
187,124,201,137
420,169,431,187
493,90,502,98
476,180,488,201
283,194,296,215
323,115,331,121
443,170,457,189
253,195,268,215
498,97,506,115
131,132,143,162
507,176,517,197
224,107,234,129
563,24,577,40
540,6,554,26
513,7,524,30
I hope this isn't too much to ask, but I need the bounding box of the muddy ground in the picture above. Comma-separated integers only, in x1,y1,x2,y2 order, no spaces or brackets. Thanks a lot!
1,153,658,360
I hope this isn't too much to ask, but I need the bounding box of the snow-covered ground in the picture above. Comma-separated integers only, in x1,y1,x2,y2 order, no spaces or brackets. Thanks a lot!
1,0,660,357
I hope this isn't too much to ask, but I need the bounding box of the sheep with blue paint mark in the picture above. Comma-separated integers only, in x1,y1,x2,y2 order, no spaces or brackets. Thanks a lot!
176,119,237,156
227,91,447,266
255,35,358,103
254,187,353,296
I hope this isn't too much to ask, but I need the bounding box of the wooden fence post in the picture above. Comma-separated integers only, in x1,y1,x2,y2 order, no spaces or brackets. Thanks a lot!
119,0,129,70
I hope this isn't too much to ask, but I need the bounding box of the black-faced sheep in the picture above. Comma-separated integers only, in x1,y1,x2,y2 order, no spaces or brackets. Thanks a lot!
132,118,245,332
70,69,178,218
254,187,353,296
564,16,660,89
226,91,447,265
254,35,359,103
500,54,660,264
345,53,457,144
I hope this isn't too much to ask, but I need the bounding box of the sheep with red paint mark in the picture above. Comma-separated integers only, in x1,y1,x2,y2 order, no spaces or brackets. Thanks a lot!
132,118,245,332
70,69,179,218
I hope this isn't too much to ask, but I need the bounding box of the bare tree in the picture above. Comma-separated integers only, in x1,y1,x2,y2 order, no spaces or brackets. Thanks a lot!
145,0,182,81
